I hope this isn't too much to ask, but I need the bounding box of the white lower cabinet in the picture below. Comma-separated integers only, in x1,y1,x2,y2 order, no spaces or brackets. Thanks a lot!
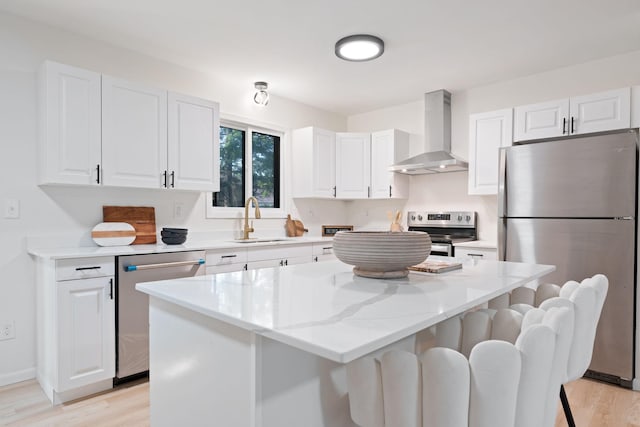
36,256,115,403
455,246,497,260
312,242,335,262
247,244,314,270
57,277,115,392
205,248,248,273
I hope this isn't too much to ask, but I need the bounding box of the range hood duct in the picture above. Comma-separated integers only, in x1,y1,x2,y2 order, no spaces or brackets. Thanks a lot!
389,89,468,175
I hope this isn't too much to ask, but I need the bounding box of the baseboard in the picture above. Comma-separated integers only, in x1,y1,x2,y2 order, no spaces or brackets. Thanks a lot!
0,367,36,387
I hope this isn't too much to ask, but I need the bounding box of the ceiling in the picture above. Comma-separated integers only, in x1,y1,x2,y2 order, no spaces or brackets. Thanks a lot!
1,0,639,115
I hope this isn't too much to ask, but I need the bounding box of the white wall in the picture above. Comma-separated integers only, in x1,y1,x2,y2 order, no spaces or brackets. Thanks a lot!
347,49,640,241
0,12,347,385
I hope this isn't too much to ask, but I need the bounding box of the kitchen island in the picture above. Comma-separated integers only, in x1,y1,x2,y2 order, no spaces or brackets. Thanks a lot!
136,258,554,427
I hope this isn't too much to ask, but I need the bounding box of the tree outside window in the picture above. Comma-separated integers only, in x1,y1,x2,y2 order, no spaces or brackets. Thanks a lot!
213,124,280,209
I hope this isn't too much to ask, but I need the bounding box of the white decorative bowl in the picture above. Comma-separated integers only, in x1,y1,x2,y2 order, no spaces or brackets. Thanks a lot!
333,231,432,279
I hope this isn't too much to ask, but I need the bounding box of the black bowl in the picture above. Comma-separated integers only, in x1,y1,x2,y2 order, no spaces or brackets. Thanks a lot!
161,230,187,237
161,235,187,245
162,227,188,234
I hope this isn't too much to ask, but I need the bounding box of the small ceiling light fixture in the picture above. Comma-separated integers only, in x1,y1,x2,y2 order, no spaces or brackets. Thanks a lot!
335,34,384,62
253,81,269,106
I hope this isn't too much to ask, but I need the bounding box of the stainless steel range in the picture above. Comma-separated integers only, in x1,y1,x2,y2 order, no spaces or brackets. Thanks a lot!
407,211,477,256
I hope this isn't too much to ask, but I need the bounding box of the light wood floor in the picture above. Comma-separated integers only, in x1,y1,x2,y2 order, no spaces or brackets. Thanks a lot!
1,377,639,426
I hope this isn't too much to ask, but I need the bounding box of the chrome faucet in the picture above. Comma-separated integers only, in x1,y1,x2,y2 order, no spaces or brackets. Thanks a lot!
242,196,261,240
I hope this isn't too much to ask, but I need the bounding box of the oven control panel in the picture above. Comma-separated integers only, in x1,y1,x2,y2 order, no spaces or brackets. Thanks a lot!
407,211,476,227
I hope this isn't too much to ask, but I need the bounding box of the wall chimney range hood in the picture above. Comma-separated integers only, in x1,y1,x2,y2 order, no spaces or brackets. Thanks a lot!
389,89,468,175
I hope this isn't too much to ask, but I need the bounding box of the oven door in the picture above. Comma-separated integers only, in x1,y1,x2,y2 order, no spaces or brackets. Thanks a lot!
430,242,453,257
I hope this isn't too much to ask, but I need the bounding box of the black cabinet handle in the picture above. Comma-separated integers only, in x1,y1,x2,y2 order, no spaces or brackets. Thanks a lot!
389,185,392,198
333,186,336,197
285,260,288,266
279,260,284,266
221,254,237,259
109,278,113,300
163,170,168,188
75,266,101,271
367,186,370,198
571,117,575,134
96,164,101,184
170,171,175,188
562,118,567,134
243,264,248,271
314,256,318,262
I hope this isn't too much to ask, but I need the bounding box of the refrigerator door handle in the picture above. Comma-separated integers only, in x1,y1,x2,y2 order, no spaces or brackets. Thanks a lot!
497,217,507,261
497,147,508,218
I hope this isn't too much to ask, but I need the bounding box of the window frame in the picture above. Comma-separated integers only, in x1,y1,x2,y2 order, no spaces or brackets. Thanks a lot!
206,116,286,219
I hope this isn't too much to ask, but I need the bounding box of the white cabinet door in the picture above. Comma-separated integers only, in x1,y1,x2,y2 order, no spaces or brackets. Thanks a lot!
168,92,220,191
370,129,410,199
102,76,167,188
246,259,282,270
292,127,336,198
39,61,102,185
468,109,513,195
570,87,630,135
514,99,568,142
206,264,247,274
57,276,115,392
336,132,371,198
312,128,337,197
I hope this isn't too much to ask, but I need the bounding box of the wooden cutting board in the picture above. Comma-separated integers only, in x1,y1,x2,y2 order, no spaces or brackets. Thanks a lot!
103,206,156,244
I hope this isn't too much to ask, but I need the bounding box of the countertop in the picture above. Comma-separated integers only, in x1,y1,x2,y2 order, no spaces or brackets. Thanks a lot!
454,240,497,249
136,258,555,363
28,236,333,260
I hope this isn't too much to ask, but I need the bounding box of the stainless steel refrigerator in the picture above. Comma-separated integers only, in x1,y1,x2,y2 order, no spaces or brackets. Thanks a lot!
498,130,638,387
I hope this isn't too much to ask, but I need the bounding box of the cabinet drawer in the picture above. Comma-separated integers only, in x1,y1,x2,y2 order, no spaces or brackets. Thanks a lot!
312,243,334,256
247,244,312,262
206,249,248,266
455,247,497,260
56,257,115,281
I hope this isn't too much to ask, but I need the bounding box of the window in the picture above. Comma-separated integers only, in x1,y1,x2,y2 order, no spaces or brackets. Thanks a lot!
208,120,284,217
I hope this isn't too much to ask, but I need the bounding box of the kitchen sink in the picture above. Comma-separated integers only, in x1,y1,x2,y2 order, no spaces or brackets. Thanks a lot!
232,238,288,243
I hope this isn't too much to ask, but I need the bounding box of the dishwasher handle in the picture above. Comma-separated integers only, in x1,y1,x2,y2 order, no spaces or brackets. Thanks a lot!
125,259,205,272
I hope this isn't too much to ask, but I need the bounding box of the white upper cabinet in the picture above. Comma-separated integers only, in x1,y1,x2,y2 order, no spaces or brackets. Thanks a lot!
168,92,220,191
570,89,630,135
102,75,168,188
39,61,102,185
468,109,513,195
514,87,631,142
370,129,410,199
335,132,371,198
292,127,336,198
40,61,219,191
513,99,568,142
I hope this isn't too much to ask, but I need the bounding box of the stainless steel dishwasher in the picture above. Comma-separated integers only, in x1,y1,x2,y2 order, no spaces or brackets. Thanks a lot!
116,251,205,382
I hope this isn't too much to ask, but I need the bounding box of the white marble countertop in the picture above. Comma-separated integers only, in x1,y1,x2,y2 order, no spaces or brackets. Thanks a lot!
28,236,333,259
454,240,498,249
136,257,554,363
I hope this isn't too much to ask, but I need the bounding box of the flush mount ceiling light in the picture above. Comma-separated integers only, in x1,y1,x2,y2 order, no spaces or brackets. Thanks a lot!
335,34,384,62
253,81,269,106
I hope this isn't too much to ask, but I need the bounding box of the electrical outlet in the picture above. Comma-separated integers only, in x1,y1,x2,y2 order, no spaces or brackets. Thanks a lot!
0,321,15,341
173,202,184,219
4,199,19,219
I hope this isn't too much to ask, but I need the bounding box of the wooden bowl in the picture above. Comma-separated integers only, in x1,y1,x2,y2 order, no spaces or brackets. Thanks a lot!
333,231,431,278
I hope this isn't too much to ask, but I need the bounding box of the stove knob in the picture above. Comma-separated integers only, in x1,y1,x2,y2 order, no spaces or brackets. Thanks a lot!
457,215,463,222
411,215,416,221
417,215,423,221
465,215,471,222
